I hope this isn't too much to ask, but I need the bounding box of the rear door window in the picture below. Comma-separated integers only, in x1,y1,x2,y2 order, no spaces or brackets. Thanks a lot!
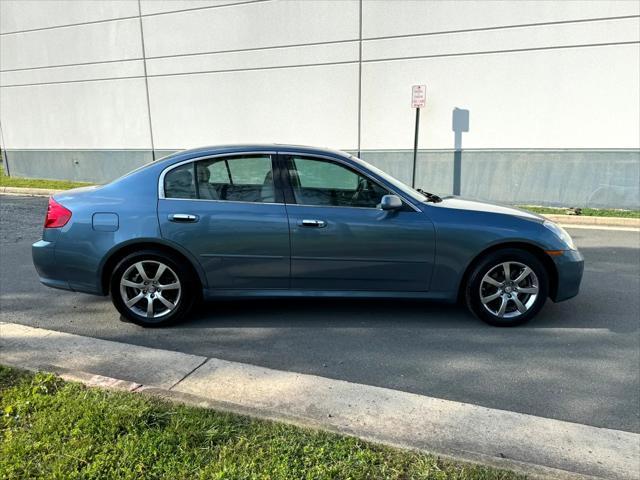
164,163,197,199
195,155,275,203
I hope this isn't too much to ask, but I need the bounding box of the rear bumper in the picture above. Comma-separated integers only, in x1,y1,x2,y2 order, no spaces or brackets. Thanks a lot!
551,249,584,302
32,239,73,292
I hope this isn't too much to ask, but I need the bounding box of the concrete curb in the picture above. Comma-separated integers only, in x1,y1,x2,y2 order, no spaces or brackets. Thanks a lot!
2,322,638,480
543,214,640,228
0,186,65,196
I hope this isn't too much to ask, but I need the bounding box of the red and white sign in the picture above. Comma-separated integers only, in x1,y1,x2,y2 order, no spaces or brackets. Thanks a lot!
411,84,426,108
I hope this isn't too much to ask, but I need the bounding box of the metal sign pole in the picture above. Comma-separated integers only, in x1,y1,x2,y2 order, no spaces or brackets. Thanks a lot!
411,108,420,188
410,84,426,188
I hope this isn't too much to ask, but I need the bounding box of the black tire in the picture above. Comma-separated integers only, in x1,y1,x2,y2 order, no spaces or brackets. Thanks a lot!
465,248,548,327
110,249,197,327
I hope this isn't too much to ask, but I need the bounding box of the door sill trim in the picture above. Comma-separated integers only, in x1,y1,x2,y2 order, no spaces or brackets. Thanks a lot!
203,288,454,302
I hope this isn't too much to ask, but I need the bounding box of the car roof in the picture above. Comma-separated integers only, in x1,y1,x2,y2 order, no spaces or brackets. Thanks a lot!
157,144,353,165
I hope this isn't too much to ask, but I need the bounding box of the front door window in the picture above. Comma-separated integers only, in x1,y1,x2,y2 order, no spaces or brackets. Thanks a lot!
286,156,388,208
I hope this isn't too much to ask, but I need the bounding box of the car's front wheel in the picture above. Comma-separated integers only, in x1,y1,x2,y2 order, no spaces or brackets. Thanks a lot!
465,248,549,327
110,250,196,327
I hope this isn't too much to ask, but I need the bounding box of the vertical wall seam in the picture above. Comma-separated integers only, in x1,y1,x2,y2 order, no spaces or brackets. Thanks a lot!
357,0,363,157
0,120,11,175
137,0,156,161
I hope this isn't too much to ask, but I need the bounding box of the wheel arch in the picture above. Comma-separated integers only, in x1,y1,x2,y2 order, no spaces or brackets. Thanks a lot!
99,239,206,295
457,241,558,302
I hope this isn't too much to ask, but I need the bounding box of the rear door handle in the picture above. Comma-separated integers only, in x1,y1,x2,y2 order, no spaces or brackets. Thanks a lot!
168,213,199,223
299,219,326,228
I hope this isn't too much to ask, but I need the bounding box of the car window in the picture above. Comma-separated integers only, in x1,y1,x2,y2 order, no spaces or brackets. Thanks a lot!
164,162,197,199
207,160,230,184
287,156,388,208
195,155,275,203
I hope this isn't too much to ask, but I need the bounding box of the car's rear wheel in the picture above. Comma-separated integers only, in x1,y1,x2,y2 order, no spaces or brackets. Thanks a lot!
110,250,196,327
465,248,548,327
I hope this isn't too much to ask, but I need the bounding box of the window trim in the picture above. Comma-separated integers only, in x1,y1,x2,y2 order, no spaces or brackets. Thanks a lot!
158,151,282,204
278,152,421,212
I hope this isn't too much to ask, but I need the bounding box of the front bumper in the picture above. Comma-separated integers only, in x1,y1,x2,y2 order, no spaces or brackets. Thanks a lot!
32,239,73,292
551,249,584,302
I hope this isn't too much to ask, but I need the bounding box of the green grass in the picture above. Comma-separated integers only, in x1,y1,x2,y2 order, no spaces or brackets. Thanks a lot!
0,165,92,190
517,205,640,219
0,365,522,480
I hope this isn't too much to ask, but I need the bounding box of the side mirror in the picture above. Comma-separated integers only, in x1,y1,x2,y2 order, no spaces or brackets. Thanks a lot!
380,194,402,210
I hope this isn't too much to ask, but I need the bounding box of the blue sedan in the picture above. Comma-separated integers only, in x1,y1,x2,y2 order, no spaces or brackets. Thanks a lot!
33,145,583,327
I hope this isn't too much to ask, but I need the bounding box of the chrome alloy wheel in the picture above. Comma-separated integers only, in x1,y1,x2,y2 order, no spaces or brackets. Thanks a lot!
119,260,181,319
479,261,539,319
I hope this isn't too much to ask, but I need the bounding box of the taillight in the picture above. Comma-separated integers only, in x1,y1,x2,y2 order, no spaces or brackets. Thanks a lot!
44,197,72,228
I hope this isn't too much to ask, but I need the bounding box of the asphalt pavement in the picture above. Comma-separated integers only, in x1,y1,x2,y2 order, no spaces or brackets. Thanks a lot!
1,195,639,433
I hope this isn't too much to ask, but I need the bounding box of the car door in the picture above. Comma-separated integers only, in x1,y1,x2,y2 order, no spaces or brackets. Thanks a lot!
158,152,290,289
280,153,435,292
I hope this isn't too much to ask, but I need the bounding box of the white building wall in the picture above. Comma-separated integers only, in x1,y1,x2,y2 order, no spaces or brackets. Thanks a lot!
0,0,138,32
361,41,640,149
360,1,640,149
0,0,638,206
1,78,152,149
361,0,639,37
0,0,147,150
142,0,360,149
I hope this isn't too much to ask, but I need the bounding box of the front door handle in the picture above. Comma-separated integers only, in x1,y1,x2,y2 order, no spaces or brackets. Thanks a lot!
168,213,199,223
299,219,326,228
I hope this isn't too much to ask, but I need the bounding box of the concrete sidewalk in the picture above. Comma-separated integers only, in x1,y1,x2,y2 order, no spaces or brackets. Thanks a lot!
1,321,638,480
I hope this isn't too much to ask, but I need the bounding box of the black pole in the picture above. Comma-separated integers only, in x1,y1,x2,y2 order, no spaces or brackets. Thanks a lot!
453,130,462,196
411,108,420,188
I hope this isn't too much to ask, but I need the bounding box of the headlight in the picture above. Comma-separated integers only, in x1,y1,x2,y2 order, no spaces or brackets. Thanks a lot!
543,220,576,250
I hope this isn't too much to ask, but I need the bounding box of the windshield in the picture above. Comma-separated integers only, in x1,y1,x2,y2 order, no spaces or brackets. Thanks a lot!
349,155,428,203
